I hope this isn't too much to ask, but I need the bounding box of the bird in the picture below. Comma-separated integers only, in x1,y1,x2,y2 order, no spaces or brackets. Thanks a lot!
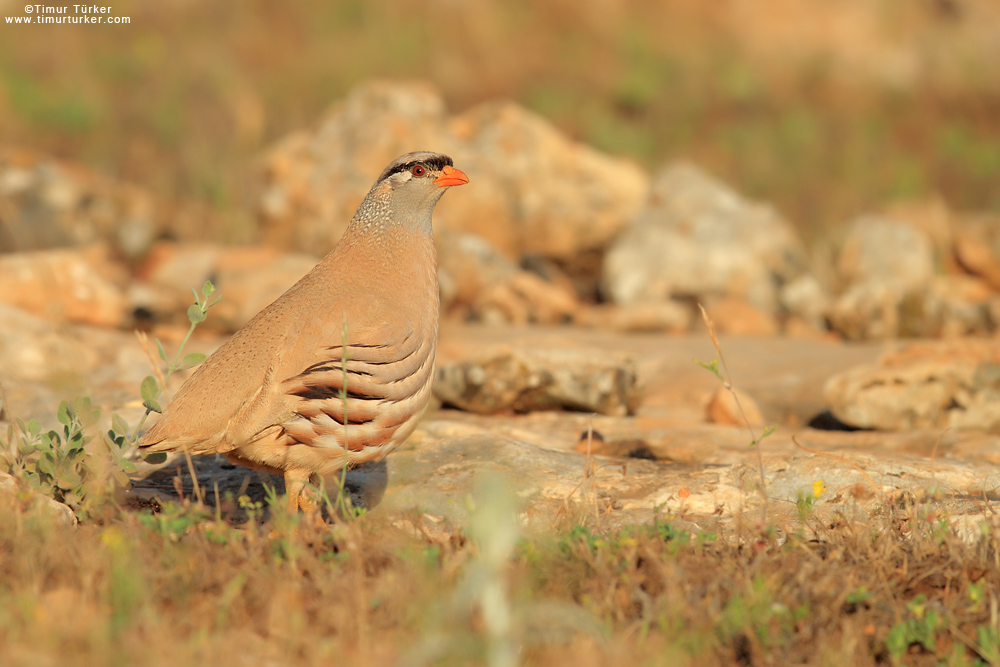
138,151,469,514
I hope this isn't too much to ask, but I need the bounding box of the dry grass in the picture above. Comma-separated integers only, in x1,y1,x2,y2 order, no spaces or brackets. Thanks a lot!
2,484,1000,666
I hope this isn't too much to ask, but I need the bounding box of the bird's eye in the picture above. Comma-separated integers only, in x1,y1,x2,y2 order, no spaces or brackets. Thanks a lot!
411,165,425,177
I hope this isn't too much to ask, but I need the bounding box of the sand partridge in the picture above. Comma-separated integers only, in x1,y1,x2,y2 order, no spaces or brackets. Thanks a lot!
138,151,468,512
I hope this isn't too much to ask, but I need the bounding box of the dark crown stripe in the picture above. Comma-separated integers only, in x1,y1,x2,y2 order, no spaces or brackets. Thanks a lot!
378,154,454,182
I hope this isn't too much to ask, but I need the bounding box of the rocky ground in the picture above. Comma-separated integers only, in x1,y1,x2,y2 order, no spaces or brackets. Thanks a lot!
1,82,998,532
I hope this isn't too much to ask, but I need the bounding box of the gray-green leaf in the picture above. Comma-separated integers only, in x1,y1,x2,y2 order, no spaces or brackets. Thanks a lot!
187,304,207,324
111,413,129,438
143,452,168,465
180,352,206,370
140,376,159,404
56,401,72,427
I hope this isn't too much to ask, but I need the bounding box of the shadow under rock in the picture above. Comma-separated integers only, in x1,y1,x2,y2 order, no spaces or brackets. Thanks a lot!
806,410,871,432
127,454,388,523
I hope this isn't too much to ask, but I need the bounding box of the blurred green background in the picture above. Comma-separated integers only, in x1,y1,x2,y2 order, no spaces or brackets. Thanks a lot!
2,0,998,244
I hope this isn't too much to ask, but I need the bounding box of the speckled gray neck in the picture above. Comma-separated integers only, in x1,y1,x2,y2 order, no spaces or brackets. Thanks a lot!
350,187,439,240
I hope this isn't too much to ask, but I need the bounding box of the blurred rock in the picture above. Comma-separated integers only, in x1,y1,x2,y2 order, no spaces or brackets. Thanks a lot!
255,80,648,264
575,301,692,332
0,245,127,327
0,302,153,430
0,303,99,386
954,216,1000,291
0,472,76,525
0,147,157,257
828,213,1000,340
451,101,649,261
882,199,955,265
925,275,996,338
827,282,905,341
824,340,1000,432
836,215,934,291
135,242,316,331
706,387,765,427
436,230,518,314
434,345,642,416
602,162,814,320
827,215,937,340
473,272,579,325
703,298,779,336
783,315,836,341
214,251,317,330
436,231,580,324
257,81,455,253
779,274,832,331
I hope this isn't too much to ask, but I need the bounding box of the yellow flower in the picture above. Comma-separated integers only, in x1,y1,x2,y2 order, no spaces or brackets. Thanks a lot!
812,480,826,498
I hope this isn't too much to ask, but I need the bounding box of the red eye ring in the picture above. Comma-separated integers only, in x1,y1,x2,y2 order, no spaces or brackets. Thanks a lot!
411,165,425,177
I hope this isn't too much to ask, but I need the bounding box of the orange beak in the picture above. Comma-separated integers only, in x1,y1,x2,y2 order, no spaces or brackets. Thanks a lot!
434,164,470,188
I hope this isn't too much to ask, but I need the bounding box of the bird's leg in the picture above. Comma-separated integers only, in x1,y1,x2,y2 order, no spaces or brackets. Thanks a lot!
284,468,309,515
307,473,324,512
298,490,319,515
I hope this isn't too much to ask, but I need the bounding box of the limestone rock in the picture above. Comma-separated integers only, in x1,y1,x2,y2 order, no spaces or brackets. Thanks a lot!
436,231,519,314
129,417,1000,534
257,81,456,253
925,275,996,338
451,101,649,261
434,345,642,416
706,387,765,427
602,162,813,318
436,231,580,324
827,282,907,341
0,471,76,525
574,301,692,333
135,242,316,331
824,340,1000,432
0,301,186,429
954,216,1000,291
0,246,127,328
779,274,832,332
0,147,157,257
255,80,648,262
828,273,997,341
473,271,580,326
703,298,779,336
836,215,934,292
827,215,943,340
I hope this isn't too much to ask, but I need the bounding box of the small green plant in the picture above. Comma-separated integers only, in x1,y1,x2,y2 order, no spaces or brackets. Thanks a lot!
136,501,215,541
238,493,264,523
694,305,773,522
976,624,1000,665
967,581,985,612
1,397,98,510
795,480,825,523
131,280,219,452
845,587,871,606
0,281,218,517
560,524,604,556
885,595,942,661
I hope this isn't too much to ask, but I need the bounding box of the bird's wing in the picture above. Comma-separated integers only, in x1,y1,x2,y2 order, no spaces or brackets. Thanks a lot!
136,304,301,454
276,315,437,453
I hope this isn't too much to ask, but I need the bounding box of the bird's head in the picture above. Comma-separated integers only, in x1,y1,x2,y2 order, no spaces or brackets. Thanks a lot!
369,151,468,222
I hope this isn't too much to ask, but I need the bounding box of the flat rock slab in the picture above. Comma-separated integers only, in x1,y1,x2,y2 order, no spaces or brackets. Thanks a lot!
4,317,997,530
129,415,1000,536
434,344,641,416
